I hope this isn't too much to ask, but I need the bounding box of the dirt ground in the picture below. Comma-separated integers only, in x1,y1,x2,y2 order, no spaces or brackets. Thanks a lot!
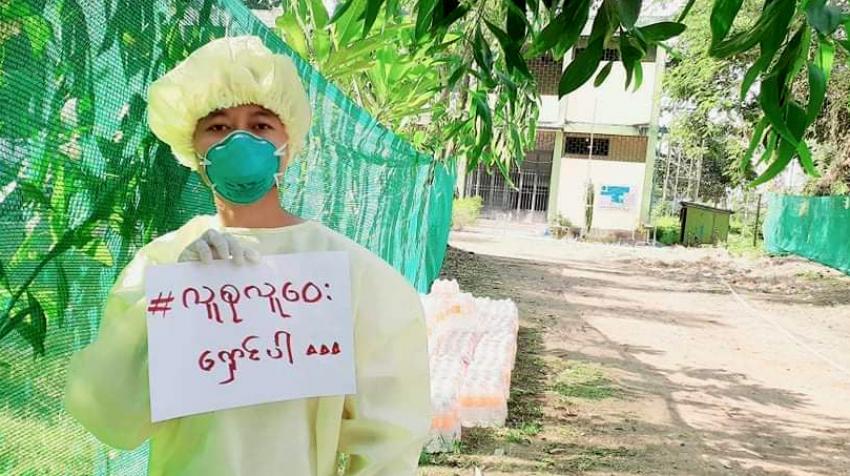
418,223,850,476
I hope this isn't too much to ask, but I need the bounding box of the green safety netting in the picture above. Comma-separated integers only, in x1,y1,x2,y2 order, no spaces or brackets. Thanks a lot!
763,194,850,275
0,0,455,473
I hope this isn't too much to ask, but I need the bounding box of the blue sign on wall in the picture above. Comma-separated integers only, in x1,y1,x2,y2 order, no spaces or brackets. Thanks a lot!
598,185,634,209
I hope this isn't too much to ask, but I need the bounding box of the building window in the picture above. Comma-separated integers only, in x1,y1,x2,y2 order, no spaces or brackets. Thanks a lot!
602,48,620,61
565,136,610,157
574,47,620,62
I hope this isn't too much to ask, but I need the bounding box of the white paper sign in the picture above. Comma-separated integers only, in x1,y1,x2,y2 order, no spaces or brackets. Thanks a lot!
144,251,355,422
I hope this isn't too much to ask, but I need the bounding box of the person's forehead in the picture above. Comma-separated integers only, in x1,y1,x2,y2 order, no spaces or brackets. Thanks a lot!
200,105,281,121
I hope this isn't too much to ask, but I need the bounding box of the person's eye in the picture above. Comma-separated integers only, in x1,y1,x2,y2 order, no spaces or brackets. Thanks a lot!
253,123,274,131
207,124,229,132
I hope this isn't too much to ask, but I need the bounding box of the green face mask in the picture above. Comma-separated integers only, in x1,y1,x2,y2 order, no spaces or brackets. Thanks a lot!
200,131,286,205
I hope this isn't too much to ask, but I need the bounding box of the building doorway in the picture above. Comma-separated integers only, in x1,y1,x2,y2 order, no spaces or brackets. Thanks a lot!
465,149,553,223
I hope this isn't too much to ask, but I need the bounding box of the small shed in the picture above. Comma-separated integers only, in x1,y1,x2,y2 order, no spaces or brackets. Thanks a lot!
679,202,734,246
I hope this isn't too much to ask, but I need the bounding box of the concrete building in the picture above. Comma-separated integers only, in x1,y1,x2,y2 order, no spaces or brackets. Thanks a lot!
251,5,667,233
459,23,667,234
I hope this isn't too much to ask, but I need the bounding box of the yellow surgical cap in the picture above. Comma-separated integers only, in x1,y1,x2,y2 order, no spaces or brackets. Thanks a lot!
147,36,312,170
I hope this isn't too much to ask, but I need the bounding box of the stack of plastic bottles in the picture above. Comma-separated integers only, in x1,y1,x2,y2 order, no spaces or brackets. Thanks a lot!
421,280,519,452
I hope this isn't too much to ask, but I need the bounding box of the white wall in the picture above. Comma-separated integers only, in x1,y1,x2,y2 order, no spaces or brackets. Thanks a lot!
538,95,561,125
557,158,646,231
564,62,656,127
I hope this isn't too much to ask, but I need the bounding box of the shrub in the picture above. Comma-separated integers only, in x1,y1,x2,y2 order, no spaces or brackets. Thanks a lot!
654,215,680,245
452,196,483,230
550,214,574,239
729,217,744,235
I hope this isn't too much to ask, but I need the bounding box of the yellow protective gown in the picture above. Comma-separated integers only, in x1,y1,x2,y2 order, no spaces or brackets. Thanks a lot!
65,215,431,476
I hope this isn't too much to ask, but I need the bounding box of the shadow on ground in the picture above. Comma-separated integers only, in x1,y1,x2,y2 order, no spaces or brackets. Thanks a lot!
419,246,850,476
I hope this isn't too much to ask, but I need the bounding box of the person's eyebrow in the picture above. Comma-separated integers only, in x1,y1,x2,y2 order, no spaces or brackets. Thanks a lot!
199,110,227,123
251,109,278,119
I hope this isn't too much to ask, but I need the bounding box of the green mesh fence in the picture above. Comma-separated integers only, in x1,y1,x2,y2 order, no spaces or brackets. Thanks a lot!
763,194,850,275
0,0,455,473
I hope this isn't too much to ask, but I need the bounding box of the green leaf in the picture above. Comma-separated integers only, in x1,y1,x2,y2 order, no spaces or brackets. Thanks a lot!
741,117,768,173
637,21,685,42
18,180,51,208
309,0,330,28
79,237,114,268
590,0,619,43
472,92,493,153
0,308,28,344
594,61,614,87
16,292,47,356
709,0,744,48
559,37,604,95
472,26,495,85
676,0,697,23
0,259,8,291
805,39,834,125
558,0,617,95
21,16,52,57
446,63,467,89
614,0,641,29
336,0,366,44
805,0,844,36
276,12,309,59
361,0,386,38
0,0,37,20
710,0,794,58
56,261,69,328
632,60,643,91
741,53,777,102
506,0,527,40
496,70,518,103
769,24,808,86
739,1,794,100
757,129,778,165
750,131,791,186
787,103,818,176
786,27,812,83
528,0,591,58
527,0,539,17
329,0,355,23
758,75,812,168
620,32,645,88
313,29,333,63
324,25,403,73
50,165,69,243
433,0,469,31
484,19,531,78
752,103,813,185
414,0,437,41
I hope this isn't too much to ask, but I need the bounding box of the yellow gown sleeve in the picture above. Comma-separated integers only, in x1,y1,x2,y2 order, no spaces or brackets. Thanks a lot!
64,252,154,450
339,265,432,476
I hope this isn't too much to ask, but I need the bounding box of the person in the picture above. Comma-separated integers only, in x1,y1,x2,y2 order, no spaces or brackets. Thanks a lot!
64,36,431,476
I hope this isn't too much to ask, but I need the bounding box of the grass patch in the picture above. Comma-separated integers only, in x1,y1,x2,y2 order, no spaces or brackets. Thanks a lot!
452,196,483,231
560,446,640,472
418,440,465,466
506,326,547,427
503,422,542,444
725,231,766,258
554,362,618,400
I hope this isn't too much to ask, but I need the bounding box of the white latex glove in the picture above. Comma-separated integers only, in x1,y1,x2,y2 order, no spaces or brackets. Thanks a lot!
178,229,261,265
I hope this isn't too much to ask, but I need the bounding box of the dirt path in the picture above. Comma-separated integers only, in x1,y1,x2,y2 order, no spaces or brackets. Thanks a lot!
418,226,850,476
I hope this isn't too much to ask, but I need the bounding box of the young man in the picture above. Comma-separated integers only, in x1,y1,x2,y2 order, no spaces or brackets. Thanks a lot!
65,36,431,476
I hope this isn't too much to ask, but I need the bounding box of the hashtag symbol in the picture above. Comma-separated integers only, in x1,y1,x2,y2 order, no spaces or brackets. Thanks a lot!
147,291,174,318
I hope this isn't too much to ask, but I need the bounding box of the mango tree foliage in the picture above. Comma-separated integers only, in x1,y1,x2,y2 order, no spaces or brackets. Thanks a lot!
276,0,540,178
327,0,849,183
